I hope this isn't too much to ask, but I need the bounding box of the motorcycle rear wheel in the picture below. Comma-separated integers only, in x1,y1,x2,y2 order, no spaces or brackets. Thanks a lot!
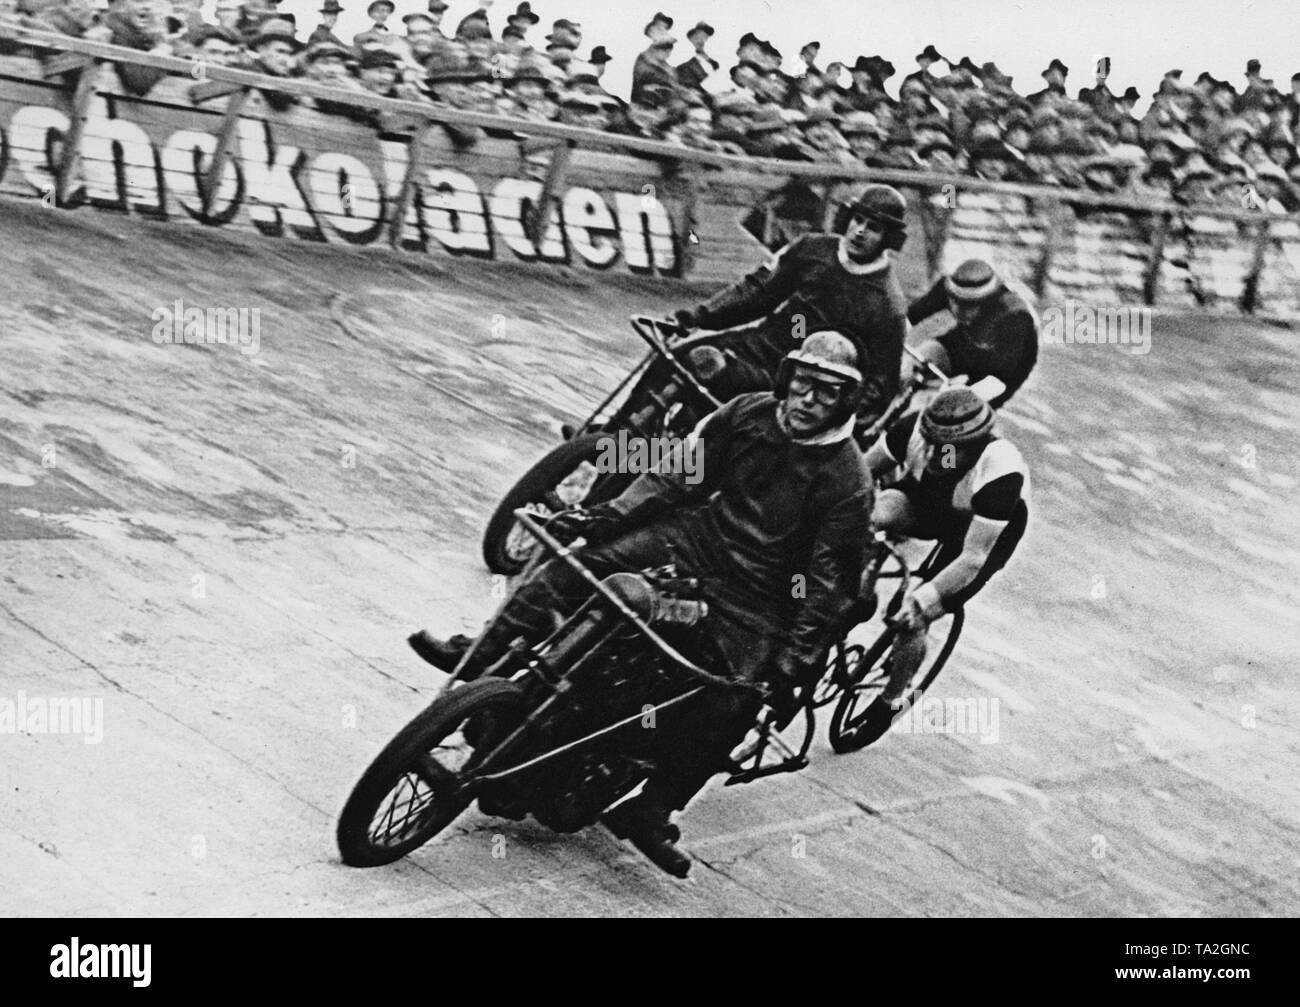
336,679,527,867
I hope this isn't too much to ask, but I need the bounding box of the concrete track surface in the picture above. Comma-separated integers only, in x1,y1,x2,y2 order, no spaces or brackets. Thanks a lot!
2,200,1298,917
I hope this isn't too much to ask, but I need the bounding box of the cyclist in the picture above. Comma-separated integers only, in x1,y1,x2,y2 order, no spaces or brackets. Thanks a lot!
861,386,1030,704
906,258,1039,408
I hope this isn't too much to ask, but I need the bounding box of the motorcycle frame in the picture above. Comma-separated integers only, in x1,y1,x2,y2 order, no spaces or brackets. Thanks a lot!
453,509,765,798
574,316,724,437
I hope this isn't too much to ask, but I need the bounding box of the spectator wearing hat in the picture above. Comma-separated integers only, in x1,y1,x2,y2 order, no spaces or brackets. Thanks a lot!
735,31,765,68
191,24,243,66
632,14,679,106
403,10,456,66
980,61,1016,95
505,2,537,36
846,56,890,111
454,0,493,41
356,45,402,96
548,17,582,49
1026,58,1069,107
798,41,822,76
244,17,303,111
1078,56,1120,122
901,44,943,93
423,0,450,38
675,21,718,92
303,40,357,82
353,0,393,49
494,63,549,116
307,0,346,48
587,45,611,82
755,39,783,73
248,16,301,75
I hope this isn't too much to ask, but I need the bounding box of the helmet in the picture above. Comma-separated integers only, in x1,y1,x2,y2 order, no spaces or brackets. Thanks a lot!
837,183,908,249
944,258,1002,303
920,387,995,445
774,330,866,425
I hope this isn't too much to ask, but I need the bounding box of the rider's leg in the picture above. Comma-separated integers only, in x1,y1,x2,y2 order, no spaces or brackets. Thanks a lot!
881,502,1027,703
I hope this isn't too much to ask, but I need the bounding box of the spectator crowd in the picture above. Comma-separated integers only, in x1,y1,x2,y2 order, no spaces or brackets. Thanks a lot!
5,0,1300,210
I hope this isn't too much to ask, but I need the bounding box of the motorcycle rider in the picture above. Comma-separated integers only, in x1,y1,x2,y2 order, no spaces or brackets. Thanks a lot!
905,258,1039,408
613,184,911,440
409,331,873,876
862,386,1030,704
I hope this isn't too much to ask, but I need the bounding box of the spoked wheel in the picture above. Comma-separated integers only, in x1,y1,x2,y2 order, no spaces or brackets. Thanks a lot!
336,679,527,867
809,640,865,709
481,433,609,575
828,609,965,754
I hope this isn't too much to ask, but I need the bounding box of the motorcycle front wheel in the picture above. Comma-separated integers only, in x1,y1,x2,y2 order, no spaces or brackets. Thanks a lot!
336,679,527,867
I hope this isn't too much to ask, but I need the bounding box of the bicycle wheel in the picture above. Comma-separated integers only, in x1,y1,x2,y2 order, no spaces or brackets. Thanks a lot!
828,609,965,754
336,679,527,867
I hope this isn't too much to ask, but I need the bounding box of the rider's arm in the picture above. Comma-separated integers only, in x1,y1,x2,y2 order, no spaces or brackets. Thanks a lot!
951,308,1038,406
602,401,735,526
857,312,907,422
912,473,1023,617
786,484,874,662
906,276,948,326
687,236,810,331
863,413,916,477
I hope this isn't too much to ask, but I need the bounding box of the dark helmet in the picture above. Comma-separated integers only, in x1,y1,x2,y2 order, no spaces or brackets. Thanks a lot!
920,386,995,445
945,258,1003,304
835,183,908,249
774,330,866,425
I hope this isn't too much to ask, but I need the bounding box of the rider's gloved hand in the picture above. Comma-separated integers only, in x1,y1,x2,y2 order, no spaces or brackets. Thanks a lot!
546,503,624,546
671,307,702,333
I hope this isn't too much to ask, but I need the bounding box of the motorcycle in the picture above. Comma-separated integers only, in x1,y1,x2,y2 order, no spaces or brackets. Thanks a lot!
337,512,965,876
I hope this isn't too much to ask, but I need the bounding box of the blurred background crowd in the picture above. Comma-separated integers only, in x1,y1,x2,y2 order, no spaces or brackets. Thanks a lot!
5,0,1300,210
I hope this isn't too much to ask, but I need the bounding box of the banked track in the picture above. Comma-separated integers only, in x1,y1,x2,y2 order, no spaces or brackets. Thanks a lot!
1,199,1297,916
